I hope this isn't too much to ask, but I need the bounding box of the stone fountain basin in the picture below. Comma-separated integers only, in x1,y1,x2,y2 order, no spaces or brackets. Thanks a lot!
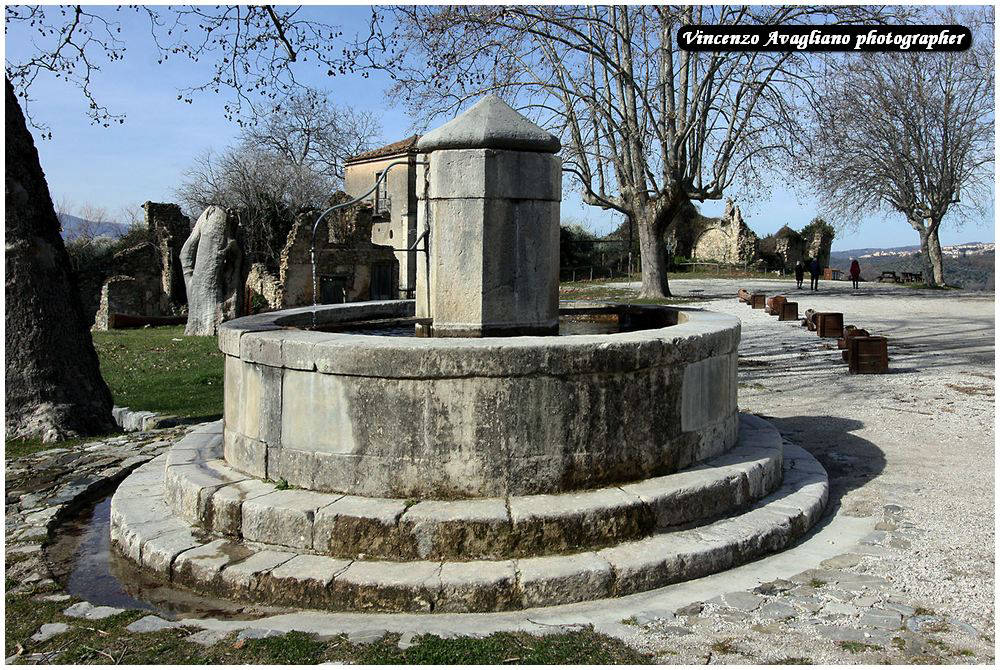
218,301,740,499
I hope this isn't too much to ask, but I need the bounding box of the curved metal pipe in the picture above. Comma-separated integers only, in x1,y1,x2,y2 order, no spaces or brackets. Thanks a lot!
310,159,427,307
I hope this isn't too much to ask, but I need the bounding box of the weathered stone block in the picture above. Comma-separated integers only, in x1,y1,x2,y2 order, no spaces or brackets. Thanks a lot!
140,528,202,575
174,539,252,587
401,498,511,559
509,488,649,555
437,560,518,612
241,490,339,549
331,560,440,612
204,478,277,535
517,552,613,608
164,458,247,525
313,495,408,558
261,554,351,607
428,149,561,201
220,550,296,591
681,353,737,432
224,431,267,479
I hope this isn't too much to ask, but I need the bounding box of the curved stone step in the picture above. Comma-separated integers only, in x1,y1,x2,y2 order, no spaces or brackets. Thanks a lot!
111,439,827,613
162,415,783,560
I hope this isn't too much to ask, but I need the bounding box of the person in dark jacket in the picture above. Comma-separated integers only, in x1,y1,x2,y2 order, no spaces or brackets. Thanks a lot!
809,257,821,291
794,260,805,289
849,258,861,290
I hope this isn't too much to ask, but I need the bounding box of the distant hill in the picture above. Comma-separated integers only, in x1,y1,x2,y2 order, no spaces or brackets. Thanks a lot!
57,212,127,241
830,243,994,290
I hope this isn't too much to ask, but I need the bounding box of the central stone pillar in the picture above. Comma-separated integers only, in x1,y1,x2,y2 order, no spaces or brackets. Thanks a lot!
415,95,561,337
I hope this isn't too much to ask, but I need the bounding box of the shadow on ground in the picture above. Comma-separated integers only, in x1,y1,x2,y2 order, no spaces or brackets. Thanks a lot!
763,414,886,519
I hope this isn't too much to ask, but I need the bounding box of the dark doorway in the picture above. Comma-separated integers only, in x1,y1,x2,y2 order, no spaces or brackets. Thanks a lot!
320,275,348,304
370,263,395,300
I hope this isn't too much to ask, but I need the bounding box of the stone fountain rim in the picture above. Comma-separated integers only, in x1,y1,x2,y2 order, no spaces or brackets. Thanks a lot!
218,300,740,379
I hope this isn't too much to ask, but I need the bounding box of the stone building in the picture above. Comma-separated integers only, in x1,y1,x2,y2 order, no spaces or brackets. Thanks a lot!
668,198,760,266
690,199,760,265
759,225,805,269
91,202,190,330
245,196,398,311
343,135,421,297
758,218,835,272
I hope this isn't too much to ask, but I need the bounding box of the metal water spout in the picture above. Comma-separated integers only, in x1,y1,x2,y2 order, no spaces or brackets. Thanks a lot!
309,159,428,326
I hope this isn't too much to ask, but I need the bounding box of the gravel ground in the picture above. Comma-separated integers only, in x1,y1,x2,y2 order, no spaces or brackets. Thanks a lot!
606,277,995,663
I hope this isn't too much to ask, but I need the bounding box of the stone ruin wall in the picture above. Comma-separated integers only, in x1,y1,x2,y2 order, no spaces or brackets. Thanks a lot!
691,200,760,266
245,195,398,312
90,202,191,330
671,200,834,273
143,201,190,307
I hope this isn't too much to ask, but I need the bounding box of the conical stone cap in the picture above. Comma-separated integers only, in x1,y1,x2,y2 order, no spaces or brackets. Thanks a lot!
416,95,561,154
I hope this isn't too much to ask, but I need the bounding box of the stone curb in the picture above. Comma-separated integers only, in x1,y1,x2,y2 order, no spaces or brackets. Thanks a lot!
112,406,183,432
162,415,784,561
110,437,828,613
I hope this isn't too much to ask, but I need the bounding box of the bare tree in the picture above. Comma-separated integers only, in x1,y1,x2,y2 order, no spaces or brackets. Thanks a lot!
242,89,381,183
362,5,900,297
176,93,380,272
4,6,366,441
804,10,994,286
5,4,359,133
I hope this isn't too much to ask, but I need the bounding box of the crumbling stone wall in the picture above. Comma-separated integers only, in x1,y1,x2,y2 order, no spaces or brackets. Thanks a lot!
88,202,191,330
804,225,835,268
691,199,760,265
142,201,190,308
758,221,835,272
278,199,399,307
245,194,399,310
91,243,172,330
245,263,283,313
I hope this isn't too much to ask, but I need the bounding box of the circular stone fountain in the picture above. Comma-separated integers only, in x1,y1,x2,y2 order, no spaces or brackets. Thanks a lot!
111,96,828,614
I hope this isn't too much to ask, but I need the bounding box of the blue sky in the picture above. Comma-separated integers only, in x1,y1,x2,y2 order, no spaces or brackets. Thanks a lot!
6,5,993,251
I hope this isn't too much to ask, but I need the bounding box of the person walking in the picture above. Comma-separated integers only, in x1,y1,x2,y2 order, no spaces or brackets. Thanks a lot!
809,256,821,291
794,260,805,289
849,257,861,290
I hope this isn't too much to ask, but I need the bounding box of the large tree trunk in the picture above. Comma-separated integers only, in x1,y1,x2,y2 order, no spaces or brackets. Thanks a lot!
4,78,116,442
927,225,946,286
636,211,671,298
911,221,938,287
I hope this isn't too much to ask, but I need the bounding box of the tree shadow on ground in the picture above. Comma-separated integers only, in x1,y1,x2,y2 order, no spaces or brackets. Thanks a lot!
761,414,886,519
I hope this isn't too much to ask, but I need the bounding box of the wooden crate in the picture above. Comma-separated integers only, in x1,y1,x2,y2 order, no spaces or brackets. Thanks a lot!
779,302,798,321
816,312,844,338
847,336,889,374
750,294,766,309
765,295,786,315
838,327,869,349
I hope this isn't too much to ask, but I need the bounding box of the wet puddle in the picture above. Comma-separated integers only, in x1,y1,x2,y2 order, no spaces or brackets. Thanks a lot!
46,494,290,621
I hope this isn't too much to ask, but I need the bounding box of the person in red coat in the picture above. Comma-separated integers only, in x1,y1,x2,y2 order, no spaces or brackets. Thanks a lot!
849,258,861,290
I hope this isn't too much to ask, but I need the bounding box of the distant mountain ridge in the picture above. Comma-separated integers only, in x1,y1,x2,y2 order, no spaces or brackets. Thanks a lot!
829,242,994,290
57,212,127,241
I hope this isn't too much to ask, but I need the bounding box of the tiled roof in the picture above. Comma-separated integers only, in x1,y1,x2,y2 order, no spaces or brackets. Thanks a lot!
346,135,421,163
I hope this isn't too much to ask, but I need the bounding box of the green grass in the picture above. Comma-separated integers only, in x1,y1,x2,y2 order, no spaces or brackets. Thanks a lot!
838,640,882,654
559,281,697,305
92,325,224,420
5,435,113,461
5,586,651,665
7,326,222,460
